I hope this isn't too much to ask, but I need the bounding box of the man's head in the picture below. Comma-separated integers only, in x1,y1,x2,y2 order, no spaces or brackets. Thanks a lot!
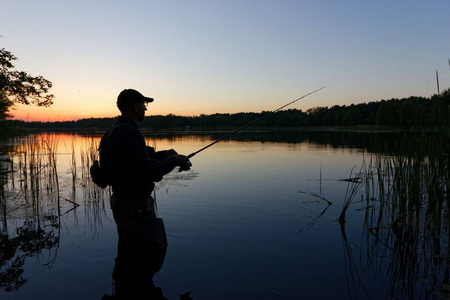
117,89,154,121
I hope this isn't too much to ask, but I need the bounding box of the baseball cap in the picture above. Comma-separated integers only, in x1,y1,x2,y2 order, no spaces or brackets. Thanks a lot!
117,89,154,111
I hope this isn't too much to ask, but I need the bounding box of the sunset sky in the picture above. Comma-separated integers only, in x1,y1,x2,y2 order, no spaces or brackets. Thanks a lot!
1,0,449,122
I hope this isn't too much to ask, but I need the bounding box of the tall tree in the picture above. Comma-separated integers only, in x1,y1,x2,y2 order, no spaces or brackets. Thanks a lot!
0,47,54,119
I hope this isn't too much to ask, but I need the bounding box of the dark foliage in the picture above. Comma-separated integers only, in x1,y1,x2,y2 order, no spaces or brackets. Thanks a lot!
0,217,59,292
18,89,450,130
0,48,54,119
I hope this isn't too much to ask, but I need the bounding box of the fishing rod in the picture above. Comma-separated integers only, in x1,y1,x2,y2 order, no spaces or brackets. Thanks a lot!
186,86,326,159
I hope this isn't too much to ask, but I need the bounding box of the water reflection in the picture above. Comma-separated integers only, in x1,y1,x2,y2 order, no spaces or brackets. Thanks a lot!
0,214,59,292
104,215,168,299
0,130,448,299
100,193,194,299
0,133,109,296
335,127,450,299
338,203,450,299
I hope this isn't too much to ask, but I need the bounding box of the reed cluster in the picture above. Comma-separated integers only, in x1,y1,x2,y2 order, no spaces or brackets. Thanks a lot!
339,126,450,298
0,133,112,292
0,134,63,292
6,134,61,209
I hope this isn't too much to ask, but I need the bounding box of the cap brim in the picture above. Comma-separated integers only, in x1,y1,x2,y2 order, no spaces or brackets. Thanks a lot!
143,97,154,103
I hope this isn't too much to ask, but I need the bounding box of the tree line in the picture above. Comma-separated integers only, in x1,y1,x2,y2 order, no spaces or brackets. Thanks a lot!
2,46,449,131
17,89,449,130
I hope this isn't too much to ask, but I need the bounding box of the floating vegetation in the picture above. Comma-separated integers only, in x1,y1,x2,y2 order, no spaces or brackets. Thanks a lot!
298,190,332,206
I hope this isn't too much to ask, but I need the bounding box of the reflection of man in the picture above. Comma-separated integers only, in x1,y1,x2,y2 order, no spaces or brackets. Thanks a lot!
100,89,191,299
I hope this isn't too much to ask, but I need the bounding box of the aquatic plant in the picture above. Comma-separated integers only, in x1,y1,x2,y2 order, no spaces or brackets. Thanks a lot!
338,164,364,224
0,132,113,293
342,126,450,298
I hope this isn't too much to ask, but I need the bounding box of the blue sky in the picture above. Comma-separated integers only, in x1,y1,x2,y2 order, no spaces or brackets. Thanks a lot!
1,0,449,121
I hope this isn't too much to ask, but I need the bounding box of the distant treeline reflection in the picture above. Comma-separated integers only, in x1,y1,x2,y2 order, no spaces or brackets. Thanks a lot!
15,90,450,130
180,129,448,157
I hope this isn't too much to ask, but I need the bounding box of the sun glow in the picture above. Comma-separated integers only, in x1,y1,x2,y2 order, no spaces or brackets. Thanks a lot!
11,104,119,122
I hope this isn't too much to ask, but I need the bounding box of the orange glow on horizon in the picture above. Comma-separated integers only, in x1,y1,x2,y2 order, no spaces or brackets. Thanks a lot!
9,102,273,122
8,91,318,122
11,107,119,122
9,104,210,122
10,105,198,122
12,112,115,123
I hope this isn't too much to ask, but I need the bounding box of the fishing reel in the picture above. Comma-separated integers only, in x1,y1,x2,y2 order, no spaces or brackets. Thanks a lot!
179,159,192,172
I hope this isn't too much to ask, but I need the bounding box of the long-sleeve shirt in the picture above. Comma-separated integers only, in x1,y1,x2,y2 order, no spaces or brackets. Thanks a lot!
101,116,178,200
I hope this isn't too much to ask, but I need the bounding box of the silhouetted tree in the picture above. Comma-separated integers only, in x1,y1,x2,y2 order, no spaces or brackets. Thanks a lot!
341,106,363,126
0,47,54,119
18,90,450,129
307,106,328,126
376,100,397,126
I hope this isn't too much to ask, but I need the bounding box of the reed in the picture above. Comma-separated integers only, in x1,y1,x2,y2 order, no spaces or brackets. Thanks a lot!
64,139,77,186
298,163,332,206
80,136,101,188
338,164,364,224
0,132,116,293
351,125,450,298
0,133,63,217
42,133,60,201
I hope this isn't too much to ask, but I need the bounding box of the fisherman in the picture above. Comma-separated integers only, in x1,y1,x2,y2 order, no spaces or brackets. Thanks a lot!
99,89,191,299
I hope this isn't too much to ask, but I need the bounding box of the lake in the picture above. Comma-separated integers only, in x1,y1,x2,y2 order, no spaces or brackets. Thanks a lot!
0,129,448,299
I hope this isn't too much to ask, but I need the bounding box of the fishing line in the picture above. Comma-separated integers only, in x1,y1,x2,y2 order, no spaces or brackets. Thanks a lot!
186,86,326,159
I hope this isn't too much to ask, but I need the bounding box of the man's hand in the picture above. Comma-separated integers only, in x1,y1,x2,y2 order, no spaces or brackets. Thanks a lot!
175,155,192,172
152,149,178,160
158,149,178,158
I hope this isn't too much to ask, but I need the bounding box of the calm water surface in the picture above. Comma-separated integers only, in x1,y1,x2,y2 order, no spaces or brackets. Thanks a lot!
0,131,443,299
